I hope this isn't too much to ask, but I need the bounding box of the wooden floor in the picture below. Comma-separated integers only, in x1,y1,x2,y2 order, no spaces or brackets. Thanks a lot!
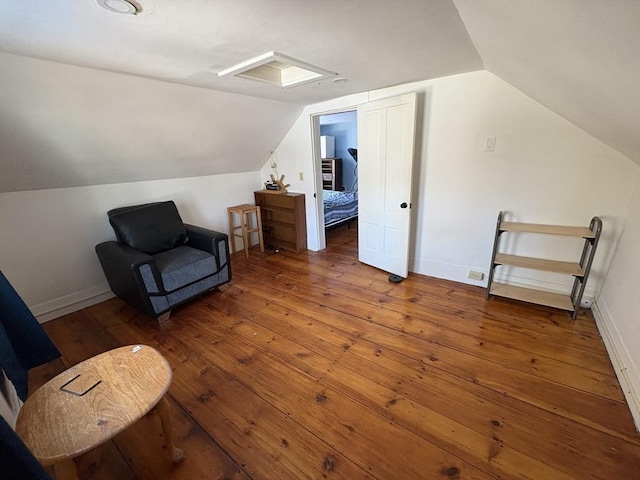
30,223,640,479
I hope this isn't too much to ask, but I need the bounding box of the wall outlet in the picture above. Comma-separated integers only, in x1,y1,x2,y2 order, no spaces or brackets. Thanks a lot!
580,297,593,308
468,270,484,281
484,136,496,152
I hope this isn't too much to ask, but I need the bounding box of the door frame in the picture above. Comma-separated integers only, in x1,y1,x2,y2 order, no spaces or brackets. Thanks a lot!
310,106,358,251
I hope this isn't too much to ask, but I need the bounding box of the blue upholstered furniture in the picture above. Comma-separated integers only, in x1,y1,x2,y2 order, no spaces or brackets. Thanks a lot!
95,201,231,320
0,271,61,402
1,271,59,480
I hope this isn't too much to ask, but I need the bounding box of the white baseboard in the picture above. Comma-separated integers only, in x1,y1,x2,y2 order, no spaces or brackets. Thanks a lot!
592,300,640,433
409,257,596,300
30,283,115,324
410,258,486,287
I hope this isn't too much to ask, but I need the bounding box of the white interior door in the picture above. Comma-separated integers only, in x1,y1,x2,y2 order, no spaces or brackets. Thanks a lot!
357,92,417,278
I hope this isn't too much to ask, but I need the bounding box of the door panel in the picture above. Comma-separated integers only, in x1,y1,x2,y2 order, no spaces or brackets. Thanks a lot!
358,93,417,278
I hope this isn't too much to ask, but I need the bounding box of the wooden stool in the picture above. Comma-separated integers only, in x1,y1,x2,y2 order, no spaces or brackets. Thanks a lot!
227,204,265,258
16,345,183,480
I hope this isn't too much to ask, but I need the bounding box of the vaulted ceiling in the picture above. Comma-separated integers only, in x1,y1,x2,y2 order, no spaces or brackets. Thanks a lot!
0,0,482,104
0,0,638,192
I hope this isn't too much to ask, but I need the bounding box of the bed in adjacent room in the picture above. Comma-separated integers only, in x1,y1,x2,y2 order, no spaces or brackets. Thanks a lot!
323,190,358,229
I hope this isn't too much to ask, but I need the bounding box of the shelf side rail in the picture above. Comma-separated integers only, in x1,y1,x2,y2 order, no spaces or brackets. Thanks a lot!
570,216,603,319
486,211,504,299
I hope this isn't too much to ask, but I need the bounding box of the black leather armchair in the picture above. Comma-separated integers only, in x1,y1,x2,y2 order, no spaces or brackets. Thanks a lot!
95,201,231,321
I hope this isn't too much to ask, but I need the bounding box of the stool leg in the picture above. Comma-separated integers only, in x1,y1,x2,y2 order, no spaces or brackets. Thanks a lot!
227,209,236,255
156,396,184,464
255,207,265,253
53,458,78,480
241,211,249,259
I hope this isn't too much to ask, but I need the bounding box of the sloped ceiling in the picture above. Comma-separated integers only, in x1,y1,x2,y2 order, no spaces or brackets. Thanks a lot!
0,52,304,192
0,0,481,105
0,0,482,192
0,0,638,193
454,0,640,165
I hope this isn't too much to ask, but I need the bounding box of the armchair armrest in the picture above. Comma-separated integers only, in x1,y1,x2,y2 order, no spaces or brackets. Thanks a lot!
185,224,228,258
96,241,154,268
95,241,162,315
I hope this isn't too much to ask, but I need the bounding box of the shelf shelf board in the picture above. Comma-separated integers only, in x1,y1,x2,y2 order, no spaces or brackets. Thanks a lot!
500,222,595,238
259,205,293,213
263,219,296,229
494,253,584,276
267,239,297,252
490,283,574,311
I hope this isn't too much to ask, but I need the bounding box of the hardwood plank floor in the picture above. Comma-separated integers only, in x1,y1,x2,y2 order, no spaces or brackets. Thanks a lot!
29,223,640,479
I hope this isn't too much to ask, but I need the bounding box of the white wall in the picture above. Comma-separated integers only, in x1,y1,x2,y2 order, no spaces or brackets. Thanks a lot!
266,70,638,299
594,173,640,429
0,172,261,322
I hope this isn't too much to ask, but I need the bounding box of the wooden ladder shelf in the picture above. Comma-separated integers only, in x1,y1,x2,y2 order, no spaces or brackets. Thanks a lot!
486,211,602,319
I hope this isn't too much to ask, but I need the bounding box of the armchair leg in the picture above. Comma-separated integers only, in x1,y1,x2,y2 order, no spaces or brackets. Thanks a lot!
217,284,229,293
157,311,171,324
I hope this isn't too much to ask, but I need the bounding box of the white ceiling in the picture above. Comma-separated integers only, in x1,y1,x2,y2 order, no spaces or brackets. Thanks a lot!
0,0,482,105
0,0,638,194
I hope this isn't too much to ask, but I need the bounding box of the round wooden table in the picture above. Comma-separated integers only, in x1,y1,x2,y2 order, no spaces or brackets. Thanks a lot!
16,345,183,480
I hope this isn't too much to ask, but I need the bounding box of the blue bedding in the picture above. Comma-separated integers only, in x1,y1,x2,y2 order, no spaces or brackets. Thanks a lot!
323,190,358,227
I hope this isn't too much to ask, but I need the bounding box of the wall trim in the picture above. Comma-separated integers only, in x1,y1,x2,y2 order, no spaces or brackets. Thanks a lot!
592,299,640,433
410,257,596,300
30,283,114,324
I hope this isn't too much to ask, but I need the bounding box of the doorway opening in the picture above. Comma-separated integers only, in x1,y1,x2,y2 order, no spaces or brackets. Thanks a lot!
312,110,358,252
311,93,417,278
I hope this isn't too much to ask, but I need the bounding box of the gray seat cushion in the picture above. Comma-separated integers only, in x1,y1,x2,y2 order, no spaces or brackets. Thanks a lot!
153,246,216,292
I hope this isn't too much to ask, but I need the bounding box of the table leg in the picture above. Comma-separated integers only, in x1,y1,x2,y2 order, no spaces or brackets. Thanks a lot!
156,396,184,463
53,458,78,480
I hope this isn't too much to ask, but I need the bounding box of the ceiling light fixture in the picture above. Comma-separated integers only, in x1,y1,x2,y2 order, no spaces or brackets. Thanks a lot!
218,51,337,89
96,0,142,15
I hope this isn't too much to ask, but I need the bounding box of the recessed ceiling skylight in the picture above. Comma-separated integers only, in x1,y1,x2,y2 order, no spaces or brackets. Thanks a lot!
96,0,141,15
218,52,337,88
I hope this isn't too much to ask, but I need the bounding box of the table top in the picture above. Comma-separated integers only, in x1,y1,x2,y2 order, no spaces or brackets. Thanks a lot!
16,345,172,465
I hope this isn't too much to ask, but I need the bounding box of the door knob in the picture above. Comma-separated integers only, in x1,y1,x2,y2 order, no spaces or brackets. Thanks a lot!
400,202,408,208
